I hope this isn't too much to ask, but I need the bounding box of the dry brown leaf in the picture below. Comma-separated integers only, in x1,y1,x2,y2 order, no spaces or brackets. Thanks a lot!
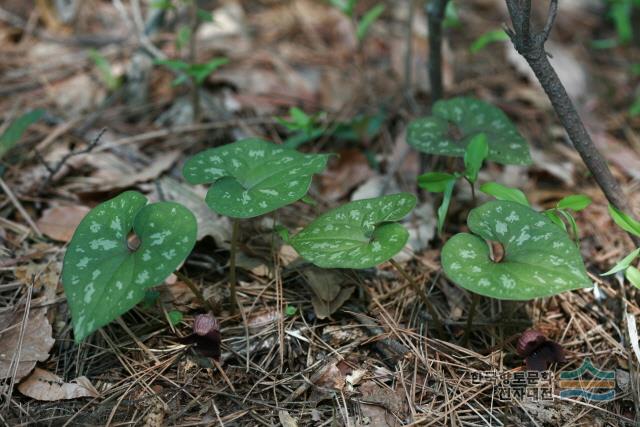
278,410,298,427
36,205,90,242
302,267,354,319
319,149,373,201
0,308,55,381
17,368,99,401
156,177,231,246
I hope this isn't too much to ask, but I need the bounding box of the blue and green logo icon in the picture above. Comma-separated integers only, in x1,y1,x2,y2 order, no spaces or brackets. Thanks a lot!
559,359,616,401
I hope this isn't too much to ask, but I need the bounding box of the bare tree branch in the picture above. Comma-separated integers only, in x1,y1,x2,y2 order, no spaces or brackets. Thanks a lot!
505,0,640,246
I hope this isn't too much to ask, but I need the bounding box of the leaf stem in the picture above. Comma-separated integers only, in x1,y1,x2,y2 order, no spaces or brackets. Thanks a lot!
389,259,445,338
465,177,476,205
229,218,240,314
175,270,217,314
463,292,480,346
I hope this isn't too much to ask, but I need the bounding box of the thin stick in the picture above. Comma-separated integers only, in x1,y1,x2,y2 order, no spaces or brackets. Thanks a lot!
504,0,640,247
228,219,240,314
0,177,41,237
463,292,480,346
389,259,444,337
174,270,217,314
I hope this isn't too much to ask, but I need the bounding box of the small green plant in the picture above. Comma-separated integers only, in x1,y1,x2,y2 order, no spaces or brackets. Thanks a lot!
603,205,640,287
288,193,443,329
155,58,229,87
289,193,416,269
441,200,592,300
407,96,532,165
329,0,385,42
183,138,329,309
470,29,510,54
419,134,489,232
277,107,326,149
62,191,197,341
0,109,44,160
88,49,121,91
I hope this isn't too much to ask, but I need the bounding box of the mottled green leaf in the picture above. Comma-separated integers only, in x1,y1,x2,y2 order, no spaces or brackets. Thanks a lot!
183,139,329,218
290,193,417,269
442,201,591,300
407,97,531,165
62,191,197,342
480,182,530,206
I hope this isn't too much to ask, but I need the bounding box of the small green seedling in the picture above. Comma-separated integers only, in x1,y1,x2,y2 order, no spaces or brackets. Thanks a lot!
277,107,326,149
470,29,510,54
407,97,531,165
419,134,489,232
442,200,592,300
88,49,121,91
183,138,329,309
62,191,197,341
155,57,229,87
289,193,416,269
0,109,45,160
329,0,385,42
603,204,640,288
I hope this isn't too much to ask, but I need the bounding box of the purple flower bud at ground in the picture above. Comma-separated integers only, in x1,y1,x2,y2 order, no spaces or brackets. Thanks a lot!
516,329,565,371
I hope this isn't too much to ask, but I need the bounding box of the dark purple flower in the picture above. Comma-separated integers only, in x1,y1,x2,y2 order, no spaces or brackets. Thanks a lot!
516,330,565,371
177,313,221,360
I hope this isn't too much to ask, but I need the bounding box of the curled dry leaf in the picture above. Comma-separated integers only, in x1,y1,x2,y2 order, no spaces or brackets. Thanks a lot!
302,267,354,319
36,205,91,242
18,368,99,401
0,308,55,381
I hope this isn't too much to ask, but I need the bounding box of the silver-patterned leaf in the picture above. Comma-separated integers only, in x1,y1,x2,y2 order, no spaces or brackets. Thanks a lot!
407,97,531,165
442,200,591,300
62,191,197,341
182,138,329,218
290,193,417,269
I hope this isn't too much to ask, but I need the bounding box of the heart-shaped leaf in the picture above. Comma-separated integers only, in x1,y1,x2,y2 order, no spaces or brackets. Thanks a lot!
183,138,329,218
62,191,197,342
407,97,531,165
441,200,591,300
290,193,417,269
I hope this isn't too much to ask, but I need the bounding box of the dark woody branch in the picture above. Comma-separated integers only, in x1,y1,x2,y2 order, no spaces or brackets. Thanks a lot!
504,0,640,246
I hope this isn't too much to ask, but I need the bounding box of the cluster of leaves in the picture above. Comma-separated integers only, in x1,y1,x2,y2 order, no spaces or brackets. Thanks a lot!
62,137,417,341
59,96,639,343
328,0,385,41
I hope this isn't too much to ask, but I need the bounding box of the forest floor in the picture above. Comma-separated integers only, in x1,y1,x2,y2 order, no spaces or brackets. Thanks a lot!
1,0,640,425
